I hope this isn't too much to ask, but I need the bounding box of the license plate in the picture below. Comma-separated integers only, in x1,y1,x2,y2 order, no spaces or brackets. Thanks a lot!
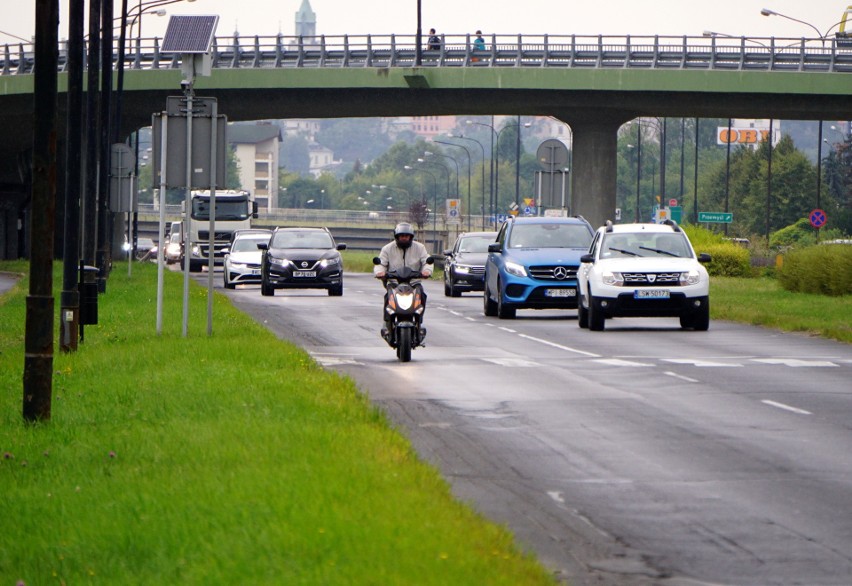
293,271,316,278
545,288,576,298
635,289,670,299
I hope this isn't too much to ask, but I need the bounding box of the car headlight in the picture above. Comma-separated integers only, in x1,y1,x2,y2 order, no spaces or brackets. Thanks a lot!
268,256,289,267
320,257,340,268
602,271,624,286
230,262,247,270
191,245,201,257
454,264,471,274
680,270,700,285
504,261,527,278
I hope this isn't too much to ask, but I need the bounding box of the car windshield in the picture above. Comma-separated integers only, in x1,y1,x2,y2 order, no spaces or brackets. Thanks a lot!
603,232,691,258
458,236,494,253
508,224,591,249
232,236,268,252
272,231,334,249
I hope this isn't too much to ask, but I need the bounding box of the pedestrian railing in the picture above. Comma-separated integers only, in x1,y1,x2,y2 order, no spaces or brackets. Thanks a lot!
4,33,852,75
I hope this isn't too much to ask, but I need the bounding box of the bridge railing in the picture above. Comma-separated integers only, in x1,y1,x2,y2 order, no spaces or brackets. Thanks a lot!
4,33,852,75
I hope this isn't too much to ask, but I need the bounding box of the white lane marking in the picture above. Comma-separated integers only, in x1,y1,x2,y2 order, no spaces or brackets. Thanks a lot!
498,327,517,333
752,358,838,368
664,371,699,383
310,353,364,366
518,334,601,357
465,317,477,322
482,357,541,367
547,491,565,504
663,358,742,367
448,310,464,317
761,400,812,415
592,358,653,367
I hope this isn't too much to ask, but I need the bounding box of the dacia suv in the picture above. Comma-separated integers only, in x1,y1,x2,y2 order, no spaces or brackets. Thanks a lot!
258,227,346,297
577,221,711,331
483,215,594,319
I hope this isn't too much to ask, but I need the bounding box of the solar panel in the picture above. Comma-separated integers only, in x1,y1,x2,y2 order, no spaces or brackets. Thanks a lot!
162,15,219,54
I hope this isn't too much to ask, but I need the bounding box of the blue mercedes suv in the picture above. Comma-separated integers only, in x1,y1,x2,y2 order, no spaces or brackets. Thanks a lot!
483,215,594,319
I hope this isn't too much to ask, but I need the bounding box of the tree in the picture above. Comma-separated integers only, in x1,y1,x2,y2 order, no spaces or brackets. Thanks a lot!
408,199,429,230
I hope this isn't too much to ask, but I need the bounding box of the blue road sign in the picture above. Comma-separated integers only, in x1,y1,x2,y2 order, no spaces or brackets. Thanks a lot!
809,208,827,229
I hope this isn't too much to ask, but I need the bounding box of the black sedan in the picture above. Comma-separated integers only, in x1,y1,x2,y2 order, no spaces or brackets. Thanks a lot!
443,231,497,297
258,227,346,297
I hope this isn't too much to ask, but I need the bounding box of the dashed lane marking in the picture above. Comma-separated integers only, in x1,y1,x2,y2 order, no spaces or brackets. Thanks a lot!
752,358,839,368
663,358,742,367
518,334,601,358
761,400,812,415
592,358,653,367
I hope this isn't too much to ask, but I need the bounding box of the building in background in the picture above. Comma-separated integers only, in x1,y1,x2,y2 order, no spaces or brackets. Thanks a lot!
229,123,282,212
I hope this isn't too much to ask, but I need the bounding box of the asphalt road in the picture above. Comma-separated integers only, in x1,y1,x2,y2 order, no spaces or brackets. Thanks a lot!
215,270,852,586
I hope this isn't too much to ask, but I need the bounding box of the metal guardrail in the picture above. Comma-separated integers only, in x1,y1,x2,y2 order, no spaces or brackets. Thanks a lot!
4,33,852,75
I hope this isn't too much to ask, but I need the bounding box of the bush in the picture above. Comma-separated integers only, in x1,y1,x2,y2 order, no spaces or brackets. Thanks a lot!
683,225,752,277
778,244,852,296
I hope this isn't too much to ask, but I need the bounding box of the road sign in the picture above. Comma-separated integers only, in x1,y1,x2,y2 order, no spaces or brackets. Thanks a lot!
698,212,733,223
669,206,682,224
809,208,827,229
669,198,678,207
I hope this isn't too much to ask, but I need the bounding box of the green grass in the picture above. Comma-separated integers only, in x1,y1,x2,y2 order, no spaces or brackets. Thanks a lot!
711,277,852,343
0,262,554,585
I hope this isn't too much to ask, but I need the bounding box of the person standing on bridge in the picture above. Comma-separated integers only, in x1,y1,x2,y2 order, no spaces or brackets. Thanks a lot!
471,30,485,62
427,28,441,51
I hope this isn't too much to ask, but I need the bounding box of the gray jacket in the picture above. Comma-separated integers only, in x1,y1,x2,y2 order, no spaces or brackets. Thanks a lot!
374,240,433,281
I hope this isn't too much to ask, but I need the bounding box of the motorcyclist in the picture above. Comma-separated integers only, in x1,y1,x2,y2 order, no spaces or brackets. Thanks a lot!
374,222,433,334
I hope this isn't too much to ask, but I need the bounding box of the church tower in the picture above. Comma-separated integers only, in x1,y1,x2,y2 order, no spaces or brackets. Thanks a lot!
295,0,316,39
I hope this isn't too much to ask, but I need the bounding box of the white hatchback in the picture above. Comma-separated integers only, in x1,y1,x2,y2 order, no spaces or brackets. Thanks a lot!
577,221,711,331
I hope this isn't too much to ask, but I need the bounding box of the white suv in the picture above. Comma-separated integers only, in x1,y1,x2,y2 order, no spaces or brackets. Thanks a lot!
577,221,711,331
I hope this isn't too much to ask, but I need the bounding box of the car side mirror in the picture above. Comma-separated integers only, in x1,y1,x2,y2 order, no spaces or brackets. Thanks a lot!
487,243,501,253
698,253,712,263
337,243,347,250
221,247,230,255
257,242,268,251
580,253,594,263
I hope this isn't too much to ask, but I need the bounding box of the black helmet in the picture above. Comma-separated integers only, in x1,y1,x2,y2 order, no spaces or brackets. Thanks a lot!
394,222,415,249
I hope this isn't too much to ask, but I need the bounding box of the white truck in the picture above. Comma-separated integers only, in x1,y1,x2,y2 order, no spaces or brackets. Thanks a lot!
183,190,258,272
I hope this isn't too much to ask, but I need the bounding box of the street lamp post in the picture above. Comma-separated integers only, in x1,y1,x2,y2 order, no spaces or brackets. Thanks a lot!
495,121,530,216
424,151,459,198
405,165,441,252
466,119,497,223
449,133,487,229
433,140,472,230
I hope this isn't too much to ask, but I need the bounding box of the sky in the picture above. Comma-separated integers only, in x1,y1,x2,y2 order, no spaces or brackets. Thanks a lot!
4,0,850,44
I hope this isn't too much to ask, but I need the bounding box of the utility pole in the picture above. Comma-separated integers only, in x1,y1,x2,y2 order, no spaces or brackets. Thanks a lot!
60,0,85,352
23,0,59,421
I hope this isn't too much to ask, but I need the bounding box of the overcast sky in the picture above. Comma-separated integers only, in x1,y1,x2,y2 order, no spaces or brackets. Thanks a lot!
4,1,850,44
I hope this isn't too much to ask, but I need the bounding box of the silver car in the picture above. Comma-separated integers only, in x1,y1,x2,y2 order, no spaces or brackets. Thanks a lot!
223,230,271,289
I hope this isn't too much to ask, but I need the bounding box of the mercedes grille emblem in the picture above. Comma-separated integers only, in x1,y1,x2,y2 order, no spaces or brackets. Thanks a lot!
553,266,569,280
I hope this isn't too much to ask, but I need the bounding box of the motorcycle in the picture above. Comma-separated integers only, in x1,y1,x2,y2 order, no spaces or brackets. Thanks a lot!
373,257,434,362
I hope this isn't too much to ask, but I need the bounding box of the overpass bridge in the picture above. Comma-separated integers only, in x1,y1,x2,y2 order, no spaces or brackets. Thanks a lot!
1,32,851,251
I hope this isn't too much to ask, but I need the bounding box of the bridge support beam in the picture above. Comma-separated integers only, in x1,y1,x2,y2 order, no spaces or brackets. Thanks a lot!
552,112,632,230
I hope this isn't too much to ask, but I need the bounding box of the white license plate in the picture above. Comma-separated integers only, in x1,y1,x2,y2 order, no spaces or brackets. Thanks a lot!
293,271,316,278
545,288,576,298
635,289,670,299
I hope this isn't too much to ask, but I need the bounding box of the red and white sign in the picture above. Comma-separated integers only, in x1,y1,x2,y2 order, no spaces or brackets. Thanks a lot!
669,199,678,207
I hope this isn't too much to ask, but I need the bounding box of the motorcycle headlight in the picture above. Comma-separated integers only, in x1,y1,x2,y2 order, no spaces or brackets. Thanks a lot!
602,271,624,286
505,261,527,278
395,292,415,310
680,270,700,285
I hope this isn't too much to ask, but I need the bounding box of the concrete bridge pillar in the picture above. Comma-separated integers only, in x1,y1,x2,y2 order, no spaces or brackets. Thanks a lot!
552,112,632,230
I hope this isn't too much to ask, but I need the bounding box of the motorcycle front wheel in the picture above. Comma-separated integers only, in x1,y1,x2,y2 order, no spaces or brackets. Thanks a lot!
396,327,412,362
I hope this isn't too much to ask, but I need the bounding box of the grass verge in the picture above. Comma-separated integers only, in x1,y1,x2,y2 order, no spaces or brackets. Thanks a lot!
0,261,554,585
710,276,852,343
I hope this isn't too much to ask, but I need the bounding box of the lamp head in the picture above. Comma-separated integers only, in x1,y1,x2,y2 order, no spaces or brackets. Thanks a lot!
760,8,775,16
